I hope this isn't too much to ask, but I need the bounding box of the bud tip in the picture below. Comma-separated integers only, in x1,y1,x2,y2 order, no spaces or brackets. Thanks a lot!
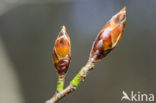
121,6,126,12
61,25,66,33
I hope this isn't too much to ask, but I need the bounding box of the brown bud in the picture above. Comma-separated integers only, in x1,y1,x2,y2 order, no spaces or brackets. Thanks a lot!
90,6,126,62
52,26,71,76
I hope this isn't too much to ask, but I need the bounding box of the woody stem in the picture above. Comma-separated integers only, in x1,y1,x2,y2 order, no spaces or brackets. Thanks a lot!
45,56,96,103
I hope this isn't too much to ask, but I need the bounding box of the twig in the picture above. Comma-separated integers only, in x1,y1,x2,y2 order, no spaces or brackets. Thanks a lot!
56,75,65,92
46,56,96,103
46,6,126,103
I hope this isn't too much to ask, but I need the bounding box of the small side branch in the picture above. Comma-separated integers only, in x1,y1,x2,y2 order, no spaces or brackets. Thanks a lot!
56,76,65,92
46,57,95,103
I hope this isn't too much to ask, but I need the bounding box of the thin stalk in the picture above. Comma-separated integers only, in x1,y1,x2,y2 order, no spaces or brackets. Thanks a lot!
46,56,96,103
56,75,65,92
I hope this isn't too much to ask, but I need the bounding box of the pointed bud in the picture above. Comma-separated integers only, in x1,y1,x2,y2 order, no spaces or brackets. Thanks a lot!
90,6,126,62
52,26,71,76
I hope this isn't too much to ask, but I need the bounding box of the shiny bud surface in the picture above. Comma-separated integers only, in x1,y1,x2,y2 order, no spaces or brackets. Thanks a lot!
90,6,126,62
53,26,71,76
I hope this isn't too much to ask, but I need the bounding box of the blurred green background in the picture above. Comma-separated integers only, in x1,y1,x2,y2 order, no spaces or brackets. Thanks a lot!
0,0,156,103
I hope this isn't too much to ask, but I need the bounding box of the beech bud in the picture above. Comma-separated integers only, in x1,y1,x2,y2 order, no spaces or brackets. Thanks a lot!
52,26,71,76
90,6,126,62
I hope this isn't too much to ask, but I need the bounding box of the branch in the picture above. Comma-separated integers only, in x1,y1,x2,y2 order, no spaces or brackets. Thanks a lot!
46,56,96,103
46,6,126,103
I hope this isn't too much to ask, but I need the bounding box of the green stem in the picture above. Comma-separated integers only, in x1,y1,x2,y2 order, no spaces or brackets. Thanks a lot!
70,59,95,89
46,57,96,103
56,75,65,92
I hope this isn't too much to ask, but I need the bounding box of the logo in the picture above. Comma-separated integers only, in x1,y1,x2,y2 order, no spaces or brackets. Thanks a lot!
121,91,155,102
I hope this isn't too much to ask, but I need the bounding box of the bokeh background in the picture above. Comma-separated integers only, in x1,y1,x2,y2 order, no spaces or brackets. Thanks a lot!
0,0,156,103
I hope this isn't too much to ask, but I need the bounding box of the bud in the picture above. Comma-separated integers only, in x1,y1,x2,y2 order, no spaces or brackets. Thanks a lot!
52,26,71,76
90,6,126,62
